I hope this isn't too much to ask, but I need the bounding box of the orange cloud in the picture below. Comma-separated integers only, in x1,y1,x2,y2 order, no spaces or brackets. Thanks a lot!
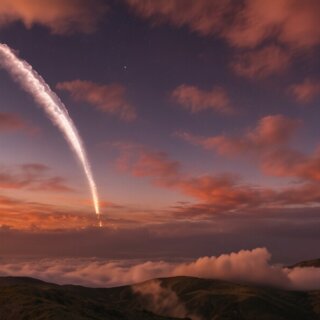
115,143,320,211
0,193,142,230
0,195,96,230
172,85,233,114
0,163,73,192
178,115,300,155
0,0,107,34
116,143,183,190
130,151,181,181
119,147,258,209
176,174,268,208
231,45,291,79
289,78,320,103
57,80,136,121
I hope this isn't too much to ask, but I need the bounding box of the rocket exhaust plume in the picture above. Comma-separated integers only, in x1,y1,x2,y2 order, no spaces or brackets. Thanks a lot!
0,44,101,226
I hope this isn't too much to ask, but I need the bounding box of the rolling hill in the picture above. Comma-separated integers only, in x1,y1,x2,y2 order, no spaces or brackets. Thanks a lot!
0,274,319,319
289,259,320,268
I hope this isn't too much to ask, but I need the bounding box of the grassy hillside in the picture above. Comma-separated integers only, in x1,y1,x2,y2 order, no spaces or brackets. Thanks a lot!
0,276,319,319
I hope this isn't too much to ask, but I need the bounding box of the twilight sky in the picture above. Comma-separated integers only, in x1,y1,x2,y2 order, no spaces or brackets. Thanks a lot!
0,0,320,267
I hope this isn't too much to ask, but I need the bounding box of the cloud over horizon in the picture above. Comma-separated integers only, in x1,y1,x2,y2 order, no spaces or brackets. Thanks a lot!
0,163,73,192
0,247,319,291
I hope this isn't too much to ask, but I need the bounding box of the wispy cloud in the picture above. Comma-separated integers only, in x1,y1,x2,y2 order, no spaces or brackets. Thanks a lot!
57,80,136,121
177,115,300,155
126,0,320,79
289,78,320,103
230,45,292,79
125,0,234,37
0,163,73,192
261,148,320,182
172,85,233,114
114,141,320,211
127,0,320,50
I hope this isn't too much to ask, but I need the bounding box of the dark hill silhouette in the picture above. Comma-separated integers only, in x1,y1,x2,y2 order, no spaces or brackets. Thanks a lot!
0,272,320,319
288,258,320,268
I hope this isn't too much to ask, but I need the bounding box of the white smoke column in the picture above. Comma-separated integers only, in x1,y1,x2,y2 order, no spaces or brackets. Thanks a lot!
0,44,101,224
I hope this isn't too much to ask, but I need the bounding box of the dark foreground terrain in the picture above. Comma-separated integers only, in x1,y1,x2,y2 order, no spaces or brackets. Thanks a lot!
0,273,320,320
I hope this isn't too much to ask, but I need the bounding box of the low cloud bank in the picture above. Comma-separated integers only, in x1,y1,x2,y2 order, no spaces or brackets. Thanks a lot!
0,248,319,291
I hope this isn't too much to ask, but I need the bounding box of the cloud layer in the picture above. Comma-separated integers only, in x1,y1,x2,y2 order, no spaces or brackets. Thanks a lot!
0,248,319,291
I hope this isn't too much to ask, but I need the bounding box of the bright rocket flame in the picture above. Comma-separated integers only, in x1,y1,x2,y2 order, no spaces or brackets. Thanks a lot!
0,44,101,221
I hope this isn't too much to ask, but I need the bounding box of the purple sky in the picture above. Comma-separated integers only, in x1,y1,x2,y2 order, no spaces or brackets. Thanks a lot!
0,0,319,264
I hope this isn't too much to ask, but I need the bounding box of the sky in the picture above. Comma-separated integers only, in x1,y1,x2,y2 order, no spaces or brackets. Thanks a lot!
0,0,320,280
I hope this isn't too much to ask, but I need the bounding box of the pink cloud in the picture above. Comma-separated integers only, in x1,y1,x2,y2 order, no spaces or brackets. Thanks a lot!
126,0,319,80
125,0,233,37
0,0,107,34
178,114,300,155
126,0,320,50
115,143,183,189
0,163,73,192
289,78,320,103
115,143,257,208
115,142,320,211
172,85,233,114
262,148,320,182
130,151,181,181
231,45,292,79
57,80,136,121
225,0,320,49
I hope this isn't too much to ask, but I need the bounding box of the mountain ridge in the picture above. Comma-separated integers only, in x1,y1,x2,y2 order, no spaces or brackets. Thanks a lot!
0,273,319,319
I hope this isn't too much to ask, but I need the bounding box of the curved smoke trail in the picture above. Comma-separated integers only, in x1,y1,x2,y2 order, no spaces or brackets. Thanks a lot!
0,44,101,225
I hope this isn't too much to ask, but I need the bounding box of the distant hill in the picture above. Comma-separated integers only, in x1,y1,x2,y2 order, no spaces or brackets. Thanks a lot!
0,275,319,320
288,258,320,268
